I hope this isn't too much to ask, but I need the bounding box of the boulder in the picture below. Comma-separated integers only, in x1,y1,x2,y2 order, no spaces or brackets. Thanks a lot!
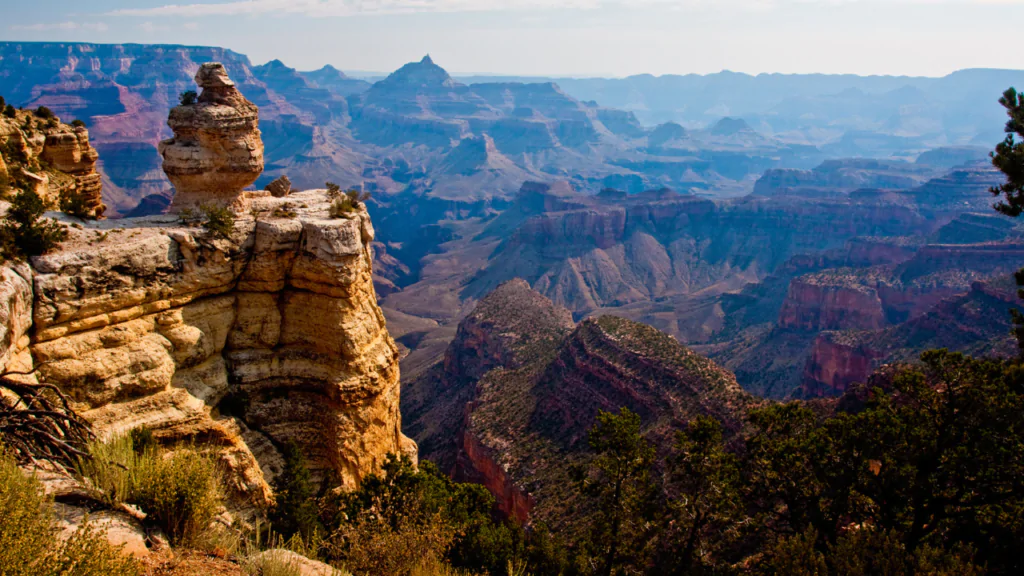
265,175,292,197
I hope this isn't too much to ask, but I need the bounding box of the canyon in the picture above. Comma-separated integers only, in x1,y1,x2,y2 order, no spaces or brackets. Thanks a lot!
6,42,1024,534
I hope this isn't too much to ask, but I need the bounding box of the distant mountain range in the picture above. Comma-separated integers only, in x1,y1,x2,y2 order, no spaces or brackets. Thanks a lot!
457,68,1024,144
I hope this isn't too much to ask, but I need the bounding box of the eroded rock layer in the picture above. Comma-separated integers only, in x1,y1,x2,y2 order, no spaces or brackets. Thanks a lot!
1,193,414,517
0,108,106,217
159,63,264,211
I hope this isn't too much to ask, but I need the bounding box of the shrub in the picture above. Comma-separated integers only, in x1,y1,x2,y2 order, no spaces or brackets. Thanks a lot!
129,427,158,455
130,448,221,546
181,204,236,238
71,119,86,128
272,203,297,219
201,204,235,238
74,434,139,508
241,551,305,576
59,189,93,219
3,105,16,118
0,189,68,260
0,452,139,576
34,106,54,120
329,197,356,218
325,181,342,200
179,90,199,106
345,189,371,208
269,442,321,540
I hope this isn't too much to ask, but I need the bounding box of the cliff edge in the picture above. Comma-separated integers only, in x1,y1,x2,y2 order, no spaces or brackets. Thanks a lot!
0,63,415,514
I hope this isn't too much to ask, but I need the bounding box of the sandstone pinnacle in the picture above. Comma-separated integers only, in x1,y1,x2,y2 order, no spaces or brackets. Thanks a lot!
159,62,264,212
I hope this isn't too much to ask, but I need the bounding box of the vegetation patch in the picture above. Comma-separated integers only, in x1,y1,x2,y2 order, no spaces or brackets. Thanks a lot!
0,451,140,575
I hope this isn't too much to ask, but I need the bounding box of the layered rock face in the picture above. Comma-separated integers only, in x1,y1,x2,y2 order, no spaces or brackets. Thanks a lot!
403,280,749,527
778,270,889,331
754,159,937,198
800,277,1022,398
23,192,411,501
0,109,106,217
40,127,105,217
159,63,264,211
0,68,414,513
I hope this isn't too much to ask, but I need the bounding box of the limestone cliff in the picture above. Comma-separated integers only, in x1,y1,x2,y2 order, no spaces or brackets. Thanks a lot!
0,63,413,514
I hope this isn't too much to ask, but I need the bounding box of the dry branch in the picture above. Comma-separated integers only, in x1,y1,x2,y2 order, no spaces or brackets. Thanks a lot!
0,370,94,472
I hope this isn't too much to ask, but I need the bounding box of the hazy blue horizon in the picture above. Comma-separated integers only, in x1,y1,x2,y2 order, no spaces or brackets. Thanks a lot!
4,1,1023,78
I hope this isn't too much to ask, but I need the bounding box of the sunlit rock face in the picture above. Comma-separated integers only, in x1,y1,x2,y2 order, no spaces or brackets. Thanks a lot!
160,62,264,211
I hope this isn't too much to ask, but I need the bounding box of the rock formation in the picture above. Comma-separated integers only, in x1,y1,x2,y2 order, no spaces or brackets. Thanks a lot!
159,62,264,211
265,175,292,197
0,108,106,217
0,71,415,516
403,279,750,526
799,276,1023,398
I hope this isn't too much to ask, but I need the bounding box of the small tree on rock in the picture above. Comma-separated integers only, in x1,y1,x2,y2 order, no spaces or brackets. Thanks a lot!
179,90,198,106
0,189,67,260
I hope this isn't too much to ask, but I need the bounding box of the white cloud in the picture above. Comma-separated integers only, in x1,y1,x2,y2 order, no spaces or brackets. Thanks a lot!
10,21,109,31
105,0,1024,17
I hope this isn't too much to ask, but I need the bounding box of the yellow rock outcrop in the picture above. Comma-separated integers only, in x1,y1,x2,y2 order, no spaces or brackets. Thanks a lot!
159,63,264,212
0,63,415,516
0,109,106,217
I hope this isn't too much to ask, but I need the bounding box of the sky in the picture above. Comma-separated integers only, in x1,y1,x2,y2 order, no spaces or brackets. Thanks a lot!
2,0,1022,78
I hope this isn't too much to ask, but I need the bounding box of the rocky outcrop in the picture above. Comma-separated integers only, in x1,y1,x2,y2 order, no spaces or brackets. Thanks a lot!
40,127,105,217
778,270,889,332
15,190,413,509
754,159,936,198
0,75,414,516
800,333,883,398
800,276,1023,398
402,279,573,520
265,175,292,197
160,63,264,211
0,109,106,217
404,280,749,527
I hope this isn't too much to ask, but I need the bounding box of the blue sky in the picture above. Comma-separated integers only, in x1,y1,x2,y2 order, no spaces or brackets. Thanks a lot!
2,0,1021,77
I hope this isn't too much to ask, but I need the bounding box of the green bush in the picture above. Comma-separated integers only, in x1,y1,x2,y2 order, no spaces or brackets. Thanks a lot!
329,196,357,218
200,204,235,238
0,96,5,109
34,106,54,120
269,442,321,540
325,183,370,219
180,204,236,238
75,432,223,547
130,448,221,546
0,452,139,575
0,189,68,260
179,90,198,106
71,119,86,128
325,181,342,199
2,105,15,118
